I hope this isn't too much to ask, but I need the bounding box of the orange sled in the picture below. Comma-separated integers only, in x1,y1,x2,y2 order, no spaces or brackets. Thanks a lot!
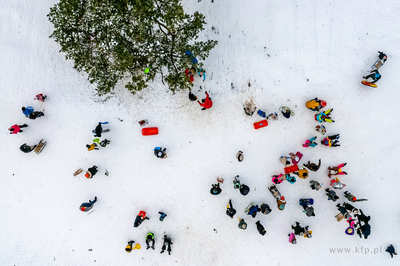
284,164,299,174
142,127,158,136
253,120,268,129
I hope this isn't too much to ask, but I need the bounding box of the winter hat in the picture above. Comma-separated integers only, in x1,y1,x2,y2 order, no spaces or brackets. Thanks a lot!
280,196,285,200
353,197,357,201
80,206,86,211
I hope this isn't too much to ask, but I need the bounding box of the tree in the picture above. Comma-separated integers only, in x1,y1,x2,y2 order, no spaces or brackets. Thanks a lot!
48,0,217,95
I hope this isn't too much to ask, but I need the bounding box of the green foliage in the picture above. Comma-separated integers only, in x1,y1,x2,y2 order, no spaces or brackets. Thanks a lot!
48,0,217,95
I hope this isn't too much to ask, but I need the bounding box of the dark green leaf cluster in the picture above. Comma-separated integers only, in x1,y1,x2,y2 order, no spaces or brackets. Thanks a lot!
48,0,217,95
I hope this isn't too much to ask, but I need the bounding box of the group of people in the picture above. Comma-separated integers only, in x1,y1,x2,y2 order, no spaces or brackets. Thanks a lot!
9,94,47,154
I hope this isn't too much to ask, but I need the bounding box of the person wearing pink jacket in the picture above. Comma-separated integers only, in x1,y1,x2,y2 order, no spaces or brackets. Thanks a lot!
8,124,28,134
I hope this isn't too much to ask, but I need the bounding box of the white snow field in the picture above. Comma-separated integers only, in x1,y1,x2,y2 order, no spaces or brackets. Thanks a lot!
1,0,400,265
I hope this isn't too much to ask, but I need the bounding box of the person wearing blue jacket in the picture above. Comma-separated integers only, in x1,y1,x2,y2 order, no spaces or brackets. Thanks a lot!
80,197,97,212
22,106,34,117
248,204,260,218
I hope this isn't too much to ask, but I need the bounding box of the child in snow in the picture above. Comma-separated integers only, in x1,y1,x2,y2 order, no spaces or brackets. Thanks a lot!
260,203,272,215
303,136,318,147
316,125,326,135
335,203,351,221
248,204,260,218
9,124,28,134
256,220,266,236
294,167,309,179
34,93,47,102
344,191,368,202
197,91,213,110
154,147,167,159
210,183,222,195
146,233,155,250
347,217,357,228
22,106,34,117
289,152,303,165
286,174,296,184
315,109,334,123
100,139,110,147
272,173,285,184
321,134,340,147
86,143,99,151
188,91,198,101
328,163,347,178
288,232,297,244
85,166,98,179
325,188,339,201
279,156,292,166
303,226,312,238
19,143,37,153
185,67,196,82
277,196,286,211
134,211,149,227
29,111,45,120
305,98,326,111
160,235,173,255
125,240,135,253
238,218,247,230
266,112,278,121
386,245,397,258
80,196,97,212
303,159,321,172
159,212,167,221
226,199,237,218
309,180,322,191
330,178,346,190
363,69,381,83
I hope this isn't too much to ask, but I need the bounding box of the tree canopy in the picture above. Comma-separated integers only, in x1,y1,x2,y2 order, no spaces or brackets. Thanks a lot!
48,0,217,94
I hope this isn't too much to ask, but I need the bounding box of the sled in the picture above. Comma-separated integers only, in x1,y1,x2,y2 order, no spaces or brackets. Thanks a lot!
268,185,281,200
73,168,83,176
371,59,385,70
244,201,255,214
253,120,268,129
335,213,344,222
34,139,47,154
299,198,314,206
361,80,377,88
99,121,109,124
142,127,158,136
284,164,299,174
92,129,110,133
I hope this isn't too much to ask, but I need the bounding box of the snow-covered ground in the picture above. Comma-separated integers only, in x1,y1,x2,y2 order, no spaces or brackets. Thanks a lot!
1,0,400,265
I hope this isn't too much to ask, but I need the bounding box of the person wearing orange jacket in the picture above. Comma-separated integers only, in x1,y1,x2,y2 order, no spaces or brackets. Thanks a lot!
198,91,213,110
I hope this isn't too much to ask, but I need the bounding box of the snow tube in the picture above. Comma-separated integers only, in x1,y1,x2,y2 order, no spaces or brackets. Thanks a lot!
142,127,158,136
284,164,299,174
345,227,354,235
253,120,268,129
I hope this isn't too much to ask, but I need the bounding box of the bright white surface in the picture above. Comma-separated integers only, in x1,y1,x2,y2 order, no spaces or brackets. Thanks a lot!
1,0,400,265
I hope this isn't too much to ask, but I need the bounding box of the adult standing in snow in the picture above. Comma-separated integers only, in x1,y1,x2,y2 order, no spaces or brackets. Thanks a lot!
325,188,339,201
357,223,371,239
125,240,136,253
363,69,381,83
29,111,45,120
80,196,97,212
226,199,237,218
303,159,321,172
291,222,305,236
255,220,266,236
146,233,155,250
197,91,213,110
160,235,173,255
302,204,315,217
309,180,322,191
154,147,167,159
22,106,34,117
386,245,397,258
328,163,348,178
85,166,98,179
34,93,47,102
9,124,28,134
94,122,109,137
19,143,37,153
260,203,272,215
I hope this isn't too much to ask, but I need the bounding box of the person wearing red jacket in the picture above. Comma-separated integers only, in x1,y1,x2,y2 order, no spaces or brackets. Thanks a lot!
198,91,213,110
9,124,28,134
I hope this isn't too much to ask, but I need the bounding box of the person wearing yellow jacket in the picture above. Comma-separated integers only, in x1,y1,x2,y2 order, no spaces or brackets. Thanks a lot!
306,98,326,111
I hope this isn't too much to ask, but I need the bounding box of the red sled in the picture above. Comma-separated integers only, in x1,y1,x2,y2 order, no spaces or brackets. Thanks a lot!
284,164,299,174
142,127,158,136
253,120,268,129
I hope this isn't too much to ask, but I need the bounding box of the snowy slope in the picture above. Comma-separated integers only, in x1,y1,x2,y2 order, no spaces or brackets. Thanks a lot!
1,0,400,265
